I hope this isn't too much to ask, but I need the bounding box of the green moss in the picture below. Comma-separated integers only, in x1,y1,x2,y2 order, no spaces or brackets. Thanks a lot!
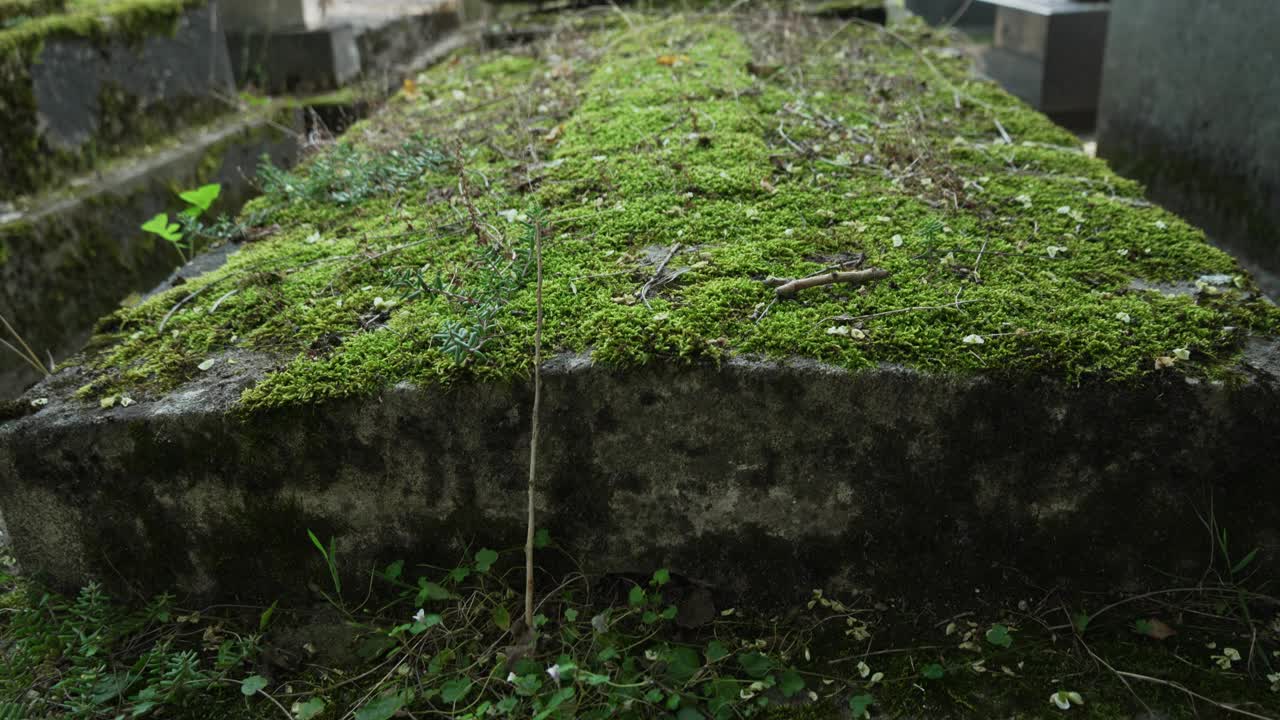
73,10,1280,410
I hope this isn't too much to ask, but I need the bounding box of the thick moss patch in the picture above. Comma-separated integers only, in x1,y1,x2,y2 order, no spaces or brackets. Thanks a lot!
76,9,1280,410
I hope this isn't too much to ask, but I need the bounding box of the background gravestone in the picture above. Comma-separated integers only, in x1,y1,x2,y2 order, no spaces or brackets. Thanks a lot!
1097,0,1280,295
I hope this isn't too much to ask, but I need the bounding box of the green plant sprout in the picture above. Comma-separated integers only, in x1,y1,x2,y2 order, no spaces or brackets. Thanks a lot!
140,183,222,263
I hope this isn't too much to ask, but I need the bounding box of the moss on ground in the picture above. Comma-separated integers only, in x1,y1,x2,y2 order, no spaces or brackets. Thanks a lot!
73,8,1280,410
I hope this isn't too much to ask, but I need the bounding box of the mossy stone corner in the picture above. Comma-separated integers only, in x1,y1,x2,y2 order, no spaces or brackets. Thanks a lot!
2,9,1280,605
0,0,230,199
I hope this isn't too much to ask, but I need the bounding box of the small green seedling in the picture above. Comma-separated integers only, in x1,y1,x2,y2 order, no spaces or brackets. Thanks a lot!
141,183,221,263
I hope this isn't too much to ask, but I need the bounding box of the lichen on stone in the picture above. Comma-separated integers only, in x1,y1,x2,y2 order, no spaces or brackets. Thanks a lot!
74,8,1280,410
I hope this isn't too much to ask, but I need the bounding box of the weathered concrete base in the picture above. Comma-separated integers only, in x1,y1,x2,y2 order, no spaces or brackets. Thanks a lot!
226,0,461,92
3,346,1279,608
0,111,301,397
1097,0,1280,296
905,0,995,27
1,3,236,199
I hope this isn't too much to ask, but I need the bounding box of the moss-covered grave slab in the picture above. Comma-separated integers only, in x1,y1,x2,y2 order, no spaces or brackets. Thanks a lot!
0,0,233,199
2,8,1279,606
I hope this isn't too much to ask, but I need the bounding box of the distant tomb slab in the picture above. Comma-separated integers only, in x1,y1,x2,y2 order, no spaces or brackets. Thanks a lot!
978,0,1109,127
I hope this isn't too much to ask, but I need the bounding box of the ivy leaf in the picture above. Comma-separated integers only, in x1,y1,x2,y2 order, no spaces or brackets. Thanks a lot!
705,639,729,663
240,675,268,696
441,678,473,704
985,624,1013,648
354,692,406,720
1072,611,1091,634
848,694,875,719
532,687,575,720
474,548,499,573
652,568,670,586
922,663,945,680
416,579,451,605
492,605,511,631
779,669,805,697
665,646,701,685
382,560,404,582
533,528,552,548
179,183,221,212
738,652,772,679
292,698,326,720
628,586,646,607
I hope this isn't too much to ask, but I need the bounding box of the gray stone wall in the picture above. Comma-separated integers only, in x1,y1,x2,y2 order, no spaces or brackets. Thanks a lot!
1097,0,1280,288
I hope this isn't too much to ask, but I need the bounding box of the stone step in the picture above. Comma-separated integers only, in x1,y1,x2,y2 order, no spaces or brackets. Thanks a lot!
2,8,1277,609
0,107,303,397
0,0,236,200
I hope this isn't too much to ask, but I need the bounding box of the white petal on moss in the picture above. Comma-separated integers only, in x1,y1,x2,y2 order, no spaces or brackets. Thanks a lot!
826,326,851,336
962,334,985,345
1115,312,1131,324
1173,347,1191,361
198,358,217,371
891,234,904,247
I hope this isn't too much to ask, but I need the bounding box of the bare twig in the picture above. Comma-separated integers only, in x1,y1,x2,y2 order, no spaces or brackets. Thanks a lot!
1114,669,1277,720
766,268,890,297
0,312,49,376
638,243,681,307
524,218,545,634
994,118,1012,145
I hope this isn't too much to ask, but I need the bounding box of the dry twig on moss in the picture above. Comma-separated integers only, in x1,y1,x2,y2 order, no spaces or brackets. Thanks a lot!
764,267,890,297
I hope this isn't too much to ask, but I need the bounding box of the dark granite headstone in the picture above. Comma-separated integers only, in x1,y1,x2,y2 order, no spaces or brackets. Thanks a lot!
979,0,1109,128
1097,0,1280,294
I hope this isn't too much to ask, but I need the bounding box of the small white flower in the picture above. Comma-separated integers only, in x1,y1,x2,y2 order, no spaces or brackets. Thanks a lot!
1050,691,1083,710
506,672,518,683
1223,647,1241,662
1173,347,1190,361
962,334,985,345
546,664,561,683
1046,245,1068,259
1266,672,1279,691
305,231,321,244
1117,248,1130,257
1057,206,1072,215
498,209,520,223
413,608,426,624
197,359,216,371
891,234,904,247
826,326,851,336
372,297,397,311
1153,220,1168,230
1115,312,1131,324
869,672,884,684
857,661,871,678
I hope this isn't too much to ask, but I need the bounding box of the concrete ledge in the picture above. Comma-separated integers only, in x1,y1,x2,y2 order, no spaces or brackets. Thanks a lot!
3,346,1278,608
0,110,301,397
0,3,234,199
